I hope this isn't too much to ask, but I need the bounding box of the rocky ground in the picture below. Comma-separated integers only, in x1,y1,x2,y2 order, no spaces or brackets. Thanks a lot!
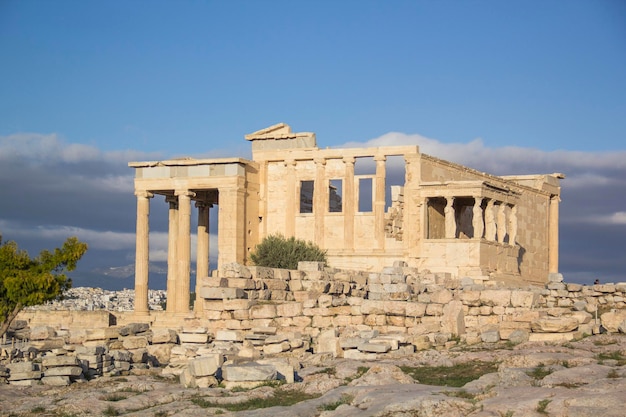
1,334,625,417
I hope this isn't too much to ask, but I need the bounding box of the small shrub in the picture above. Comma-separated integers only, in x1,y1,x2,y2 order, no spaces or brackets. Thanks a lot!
527,364,553,380
318,394,354,411
102,405,120,416
102,393,127,402
608,369,619,378
191,388,320,411
250,234,327,270
537,399,551,414
30,406,46,413
596,350,626,366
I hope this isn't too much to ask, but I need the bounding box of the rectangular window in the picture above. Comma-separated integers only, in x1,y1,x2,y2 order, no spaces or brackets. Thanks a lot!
329,179,343,212
300,180,314,213
358,178,373,212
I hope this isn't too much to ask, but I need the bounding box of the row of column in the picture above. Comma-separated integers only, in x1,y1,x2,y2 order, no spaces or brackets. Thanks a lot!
134,190,211,316
443,196,518,245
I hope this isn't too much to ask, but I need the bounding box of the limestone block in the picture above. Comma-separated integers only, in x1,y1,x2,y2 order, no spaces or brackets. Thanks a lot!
44,366,83,377
333,315,352,327
317,328,340,356
507,329,530,344
257,359,294,383
247,266,275,279
480,329,500,343
425,303,443,316
151,329,178,344
42,356,80,368
202,277,228,287
405,302,426,317
343,349,377,360
301,281,330,292
7,362,37,373
510,291,538,308
364,314,386,326
528,332,576,342
249,304,277,319
361,300,385,315
460,290,481,306
429,289,453,304
41,376,70,386
386,315,405,327
8,370,42,381
122,336,148,350
276,302,302,317
290,280,303,291
179,333,209,344
263,341,291,354
369,337,399,350
222,363,277,381
118,323,150,336
480,290,512,307
531,316,579,333
441,300,465,336
222,263,252,278
189,355,222,377
228,278,257,289
298,261,325,272
30,326,56,340
339,337,366,349
199,287,245,300
215,330,244,342
328,306,351,316
358,343,391,353
147,344,173,366
86,328,119,341
600,310,626,333
30,338,65,350
383,301,406,316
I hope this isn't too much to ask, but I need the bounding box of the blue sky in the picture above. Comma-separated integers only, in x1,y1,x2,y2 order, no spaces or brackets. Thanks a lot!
1,1,625,290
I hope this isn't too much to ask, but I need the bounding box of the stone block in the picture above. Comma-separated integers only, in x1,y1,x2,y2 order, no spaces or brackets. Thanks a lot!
263,341,291,354
30,326,56,340
317,328,340,356
223,299,256,310
298,261,325,272
118,322,150,336
221,263,252,278
222,363,277,381
528,332,576,342
198,287,246,300
189,355,222,377
179,333,209,344
44,366,83,377
215,330,244,342
601,310,626,333
361,300,385,315
228,278,257,289
480,329,500,343
342,349,377,360
480,290,511,307
8,370,42,381
250,304,277,319
42,356,80,368
151,329,178,344
7,362,37,373
276,302,302,317
41,376,70,386
122,336,149,350
358,343,390,353
531,317,579,333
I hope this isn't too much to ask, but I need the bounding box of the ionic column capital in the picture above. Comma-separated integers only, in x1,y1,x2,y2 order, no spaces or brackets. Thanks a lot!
135,190,154,199
374,155,387,162
175,190,196,198
343,156,355,165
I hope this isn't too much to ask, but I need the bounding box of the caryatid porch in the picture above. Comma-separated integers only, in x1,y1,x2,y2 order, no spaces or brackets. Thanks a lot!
129,158,259,316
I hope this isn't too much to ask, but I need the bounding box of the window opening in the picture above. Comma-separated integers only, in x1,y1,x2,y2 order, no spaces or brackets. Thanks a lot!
300,180,314,213
329,179,342,212
358,178,373,212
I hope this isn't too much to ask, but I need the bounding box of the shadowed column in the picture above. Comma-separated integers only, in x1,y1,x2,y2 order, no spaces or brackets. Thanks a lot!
134,190,153,316
176,190,195,315
165,195,178,313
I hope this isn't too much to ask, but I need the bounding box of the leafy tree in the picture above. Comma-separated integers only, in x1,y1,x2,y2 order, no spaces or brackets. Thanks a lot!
0,236,87,338
250,234,327,270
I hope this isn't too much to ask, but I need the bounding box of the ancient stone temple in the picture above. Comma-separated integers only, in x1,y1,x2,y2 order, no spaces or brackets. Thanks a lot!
129,123,563,315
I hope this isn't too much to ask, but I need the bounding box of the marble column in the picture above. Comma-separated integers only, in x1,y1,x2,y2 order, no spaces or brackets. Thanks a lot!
485,199,496,241
285,160,296,237
165,195,178,313
549,195,560,273
497,203,507,244
508,205,518,246
343,157,355,251
472,197,484,239
195,201,210,314
444,197,456,239
374,155,386,248
314,158,326,246
134,190,153,316
175,190,194,315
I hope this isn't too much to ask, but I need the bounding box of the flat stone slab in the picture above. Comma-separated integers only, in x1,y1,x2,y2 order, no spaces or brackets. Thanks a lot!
189,355,222,377
44,366,83,377
222,363,277,382
358,343,391,353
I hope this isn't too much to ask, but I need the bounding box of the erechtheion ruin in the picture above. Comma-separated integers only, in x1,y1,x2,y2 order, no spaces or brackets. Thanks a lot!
129,123,564,316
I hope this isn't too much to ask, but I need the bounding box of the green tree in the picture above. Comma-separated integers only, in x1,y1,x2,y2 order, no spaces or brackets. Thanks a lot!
250,234,327,270
0,236,87,338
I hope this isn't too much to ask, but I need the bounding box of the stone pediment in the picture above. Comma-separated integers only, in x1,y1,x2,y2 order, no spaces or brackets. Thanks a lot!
245,123,317,151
